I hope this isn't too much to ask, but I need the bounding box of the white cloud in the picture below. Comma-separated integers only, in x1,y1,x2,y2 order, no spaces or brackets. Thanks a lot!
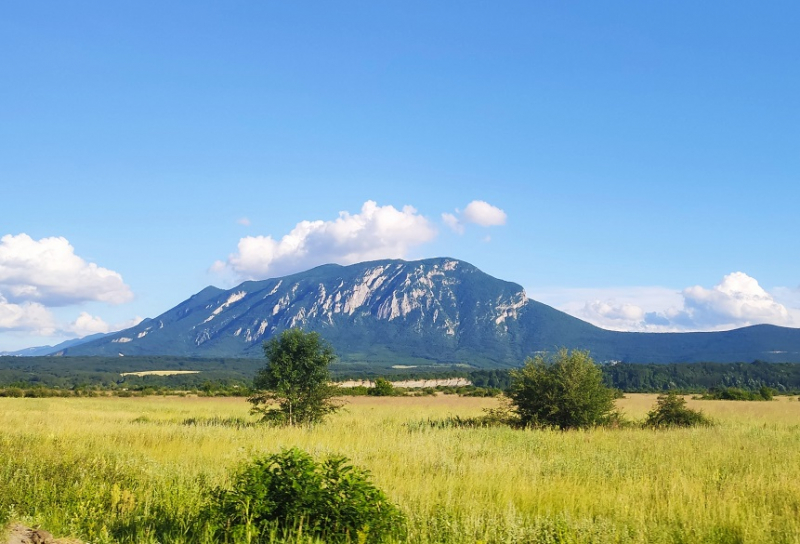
213,201,437,280
63,313,144,337
65,312,112,336
237,217,251,226
537,273,796,332
462,200,507,226
582,300,646,323
0,234,133,306
772,286,800,310
441,212,464,234
678,272,791,329
442,200,507,233
0,295,56,335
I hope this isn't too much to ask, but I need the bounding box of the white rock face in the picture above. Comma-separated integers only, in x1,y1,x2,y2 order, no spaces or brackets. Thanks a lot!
495,291,527,324
266,280,282,297
204,291,247,323
181,260,527,350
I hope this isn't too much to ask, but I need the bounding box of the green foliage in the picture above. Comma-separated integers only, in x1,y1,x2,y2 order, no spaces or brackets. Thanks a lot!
368,377,395,396
508,349,616,429
205,448,405,543
645,392,713,428
249,329,341,426
601,361,800,394
698,386,777,401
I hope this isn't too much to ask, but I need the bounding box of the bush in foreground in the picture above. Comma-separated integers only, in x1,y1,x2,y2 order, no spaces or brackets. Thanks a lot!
206,448,405,543
645,392,713,428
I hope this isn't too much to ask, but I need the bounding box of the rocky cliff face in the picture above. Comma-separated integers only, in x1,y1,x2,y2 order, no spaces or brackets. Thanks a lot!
63,258,536,364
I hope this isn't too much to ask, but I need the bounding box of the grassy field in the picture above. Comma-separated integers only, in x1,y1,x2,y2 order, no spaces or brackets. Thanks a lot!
1,394,800,543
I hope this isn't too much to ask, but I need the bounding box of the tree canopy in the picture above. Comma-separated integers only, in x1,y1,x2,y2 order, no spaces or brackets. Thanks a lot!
507,349,616,429
249,329,340,425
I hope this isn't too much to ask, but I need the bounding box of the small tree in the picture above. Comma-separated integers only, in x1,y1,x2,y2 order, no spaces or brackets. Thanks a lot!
645,392,712,428
368,377,395,397
249,329,341,425
507,349,616,429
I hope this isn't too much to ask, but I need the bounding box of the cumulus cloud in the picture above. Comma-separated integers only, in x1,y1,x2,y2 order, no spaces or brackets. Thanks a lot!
213,201,437,280
462,200,507,226
0,234,133,306
582,300,646,324
443,200,507,233
63,312,145,337
772,286,800,311
540,273,796,332
677,272,791,329
0,295,56,335
64,312,112,337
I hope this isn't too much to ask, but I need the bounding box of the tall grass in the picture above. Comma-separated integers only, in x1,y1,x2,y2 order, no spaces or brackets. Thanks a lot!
1,395,800,543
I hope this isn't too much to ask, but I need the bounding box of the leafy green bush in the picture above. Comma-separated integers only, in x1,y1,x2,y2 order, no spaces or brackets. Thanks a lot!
508,349,616,429
368,377,395,396
698,386,777,401
645,392,713,428
206,448,405,543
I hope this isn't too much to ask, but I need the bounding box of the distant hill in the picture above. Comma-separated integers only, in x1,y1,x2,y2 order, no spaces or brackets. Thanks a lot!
59,258,800,367
0,333,111,357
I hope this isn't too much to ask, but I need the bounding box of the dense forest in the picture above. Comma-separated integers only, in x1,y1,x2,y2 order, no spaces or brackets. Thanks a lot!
3,356,800,394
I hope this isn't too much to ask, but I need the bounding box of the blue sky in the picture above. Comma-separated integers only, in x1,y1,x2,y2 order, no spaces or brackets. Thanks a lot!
2,1,799,351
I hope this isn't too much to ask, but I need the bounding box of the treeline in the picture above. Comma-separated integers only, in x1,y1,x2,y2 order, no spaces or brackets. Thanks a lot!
473,362,800,394
602,361,800,393
4,356,800,394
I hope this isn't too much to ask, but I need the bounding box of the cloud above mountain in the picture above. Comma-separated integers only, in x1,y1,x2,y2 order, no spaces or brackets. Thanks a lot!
443,200,507,234
677,272,791,329
213,201,437,281
0,234,133,306
0,295,56,335
63,312,144,337
542,272,797,332
0,233,136,343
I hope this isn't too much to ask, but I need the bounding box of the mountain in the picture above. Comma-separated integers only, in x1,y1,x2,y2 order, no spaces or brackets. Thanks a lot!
1,333,112,357
60,258,800,367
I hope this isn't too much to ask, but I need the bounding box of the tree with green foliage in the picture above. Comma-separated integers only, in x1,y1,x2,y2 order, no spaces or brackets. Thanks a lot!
249,329,341,425
507,349,616,429
368,377,395,396
645,392,712,428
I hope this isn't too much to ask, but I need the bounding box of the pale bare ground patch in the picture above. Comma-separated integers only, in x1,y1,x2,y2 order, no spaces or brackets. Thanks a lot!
337,378,471,388
120,370,201,376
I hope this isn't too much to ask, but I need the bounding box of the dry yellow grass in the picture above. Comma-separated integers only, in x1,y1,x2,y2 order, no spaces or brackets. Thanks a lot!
1,394,800,543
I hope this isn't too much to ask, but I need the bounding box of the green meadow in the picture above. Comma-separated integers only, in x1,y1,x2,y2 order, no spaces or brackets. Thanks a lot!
1,394,800,543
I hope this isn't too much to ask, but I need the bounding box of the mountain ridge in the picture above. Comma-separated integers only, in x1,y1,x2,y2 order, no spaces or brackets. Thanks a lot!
58,257,800,366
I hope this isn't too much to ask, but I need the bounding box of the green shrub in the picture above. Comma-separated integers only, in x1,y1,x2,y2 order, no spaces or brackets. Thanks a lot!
206,448,405,543
508,349,616,429
368,377,395,396
698,386,777,401
645,392,712,428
